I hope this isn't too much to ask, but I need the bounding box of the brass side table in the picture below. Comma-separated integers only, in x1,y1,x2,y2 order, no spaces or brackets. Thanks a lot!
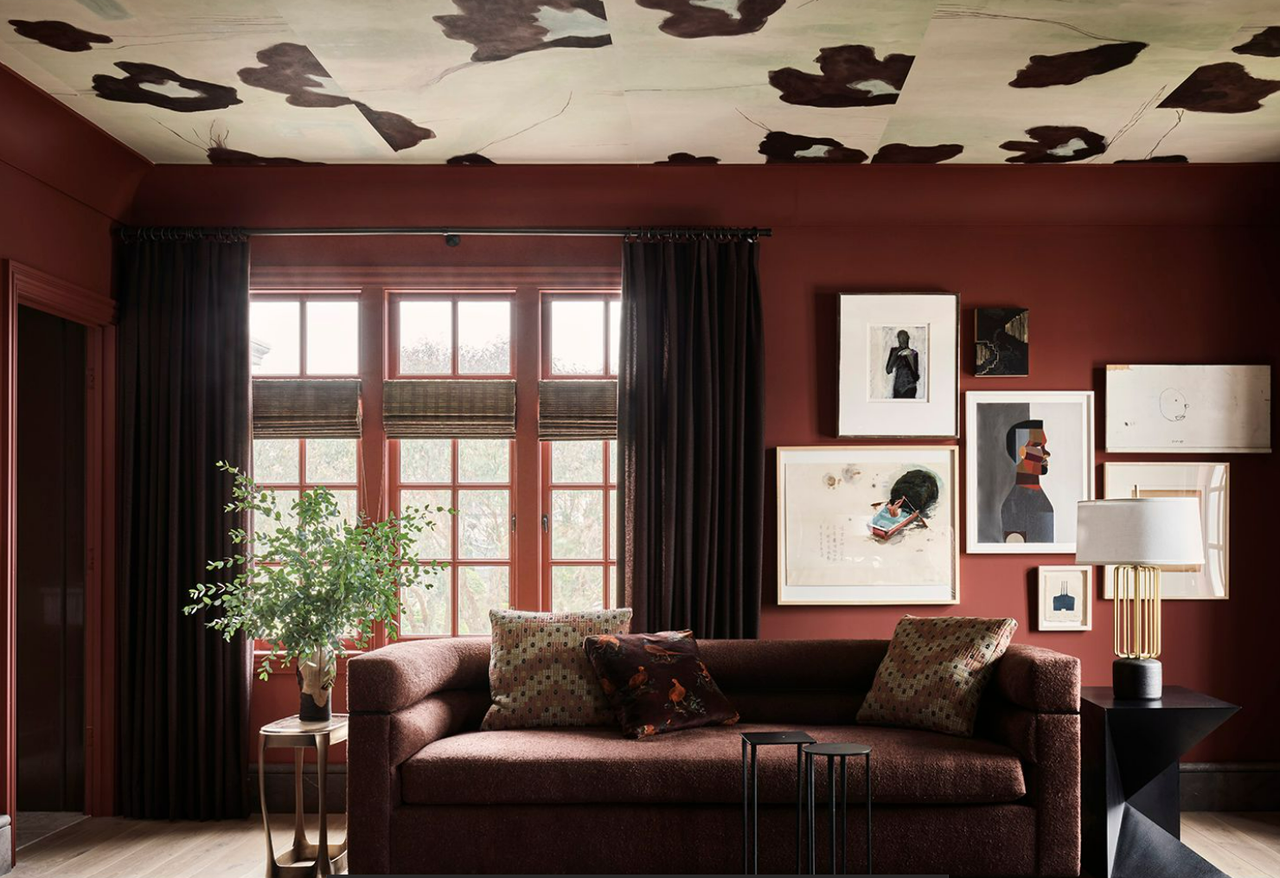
259,715,349,877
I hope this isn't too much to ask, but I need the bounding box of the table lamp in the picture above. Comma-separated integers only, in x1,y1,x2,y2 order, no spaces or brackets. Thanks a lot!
1075,498,1204,700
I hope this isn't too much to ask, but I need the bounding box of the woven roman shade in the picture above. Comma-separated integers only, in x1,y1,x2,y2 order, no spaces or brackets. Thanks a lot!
538,380,618,440
252,378,361,438
383,379,517,438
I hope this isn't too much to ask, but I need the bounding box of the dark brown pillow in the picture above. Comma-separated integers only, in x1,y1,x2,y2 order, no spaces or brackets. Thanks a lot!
583,630,739,738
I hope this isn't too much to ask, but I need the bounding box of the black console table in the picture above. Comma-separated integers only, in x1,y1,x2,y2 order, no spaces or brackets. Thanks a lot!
1081,686,1239,878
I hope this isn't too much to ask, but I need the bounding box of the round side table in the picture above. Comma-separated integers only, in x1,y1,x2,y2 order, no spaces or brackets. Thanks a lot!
259,714,349,878
803,742,872,875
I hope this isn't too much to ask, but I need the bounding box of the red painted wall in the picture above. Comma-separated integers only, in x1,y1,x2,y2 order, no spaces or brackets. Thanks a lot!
127,163,1280,763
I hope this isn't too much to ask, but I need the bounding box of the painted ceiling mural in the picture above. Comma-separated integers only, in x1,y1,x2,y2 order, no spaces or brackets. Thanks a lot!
1,0,1278,165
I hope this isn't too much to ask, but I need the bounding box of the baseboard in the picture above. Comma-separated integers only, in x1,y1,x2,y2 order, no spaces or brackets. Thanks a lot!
251,764,347,814
247,761,1272,815
1181,762,1280,811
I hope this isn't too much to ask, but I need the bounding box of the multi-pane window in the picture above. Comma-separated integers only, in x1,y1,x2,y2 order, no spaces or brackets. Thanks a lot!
250,293,359,377
395,294,513,377
546,295,621,377
251,438,360,527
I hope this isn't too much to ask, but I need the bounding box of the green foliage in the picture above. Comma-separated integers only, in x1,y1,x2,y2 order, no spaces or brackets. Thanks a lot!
187,461,453,681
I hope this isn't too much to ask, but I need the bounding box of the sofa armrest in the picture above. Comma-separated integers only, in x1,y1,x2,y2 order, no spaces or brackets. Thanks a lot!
348,636,489,713
995,644,1081,714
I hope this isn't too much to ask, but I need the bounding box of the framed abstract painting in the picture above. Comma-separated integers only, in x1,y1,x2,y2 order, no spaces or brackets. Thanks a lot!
1103,461,1229,600
838,293,959,438
965,391,1095,554
975,307,1029,377
776,446,959,605
1036,566,1092,631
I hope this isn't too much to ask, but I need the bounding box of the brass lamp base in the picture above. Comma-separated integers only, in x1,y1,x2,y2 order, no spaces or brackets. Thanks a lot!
1113,657,1162,700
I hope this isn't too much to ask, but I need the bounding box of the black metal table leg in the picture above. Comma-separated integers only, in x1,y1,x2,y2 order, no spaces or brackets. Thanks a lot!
840,755,848,875
739,731,816,875
751,744,758,874
742,738,748,875
796,744,804,874
865,753,872,875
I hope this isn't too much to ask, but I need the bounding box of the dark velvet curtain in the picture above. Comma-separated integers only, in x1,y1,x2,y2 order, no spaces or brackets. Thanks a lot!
117,230,252,819
619,236,765,638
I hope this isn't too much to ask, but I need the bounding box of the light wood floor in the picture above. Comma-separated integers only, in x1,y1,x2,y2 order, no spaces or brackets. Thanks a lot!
7,812,1278,877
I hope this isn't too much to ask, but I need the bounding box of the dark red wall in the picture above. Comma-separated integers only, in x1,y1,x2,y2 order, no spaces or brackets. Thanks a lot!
128,163,1280,762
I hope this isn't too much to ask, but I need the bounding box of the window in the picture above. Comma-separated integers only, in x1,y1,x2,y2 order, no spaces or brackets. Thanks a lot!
395,294,513,377
250,292,359,377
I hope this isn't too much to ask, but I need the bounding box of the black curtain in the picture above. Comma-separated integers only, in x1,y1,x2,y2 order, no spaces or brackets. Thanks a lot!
117,230,252,819
619,236,765,638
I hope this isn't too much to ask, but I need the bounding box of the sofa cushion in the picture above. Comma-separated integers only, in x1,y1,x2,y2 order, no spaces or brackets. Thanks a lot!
399,722,1026,806
858,615,1018,737
583,630,739,738
481,608,632,730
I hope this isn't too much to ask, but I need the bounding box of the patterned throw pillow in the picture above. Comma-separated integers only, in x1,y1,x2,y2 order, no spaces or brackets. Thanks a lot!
857,615,1018,737
582,630,739,739
482,608,633,730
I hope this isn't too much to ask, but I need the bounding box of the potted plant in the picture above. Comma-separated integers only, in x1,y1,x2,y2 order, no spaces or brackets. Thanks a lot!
187,461,448,722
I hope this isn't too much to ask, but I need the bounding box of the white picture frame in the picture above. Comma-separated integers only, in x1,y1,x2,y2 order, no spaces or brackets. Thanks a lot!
838,293,959,438
1105,365,1271,453
776,446,959,605
965,391,1095,554
1037,566,1092,631
1102,461,1229,600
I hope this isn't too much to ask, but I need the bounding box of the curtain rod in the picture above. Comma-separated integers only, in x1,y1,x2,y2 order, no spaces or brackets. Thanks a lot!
115,225,771,243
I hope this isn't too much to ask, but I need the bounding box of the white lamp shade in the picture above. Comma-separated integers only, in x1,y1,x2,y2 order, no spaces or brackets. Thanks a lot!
1075,498,1205,566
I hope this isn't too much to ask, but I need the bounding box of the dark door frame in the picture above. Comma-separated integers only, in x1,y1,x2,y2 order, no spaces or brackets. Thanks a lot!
1,260,116,860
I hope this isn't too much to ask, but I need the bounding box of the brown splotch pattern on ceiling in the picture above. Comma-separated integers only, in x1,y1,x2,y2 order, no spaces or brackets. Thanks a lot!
636,0,785,39
93,62,241,112
1,0,1278,164
770,45,914,108
1000,126,1107,163
208,146,324,166
758,131,867,163
1010,42,1147,88
1233,27,1280,58
1159,62,1280,114
9,19,111,52
434,0,611,62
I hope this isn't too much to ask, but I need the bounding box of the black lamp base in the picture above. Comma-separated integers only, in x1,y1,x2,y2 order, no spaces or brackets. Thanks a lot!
1113,658,1162,700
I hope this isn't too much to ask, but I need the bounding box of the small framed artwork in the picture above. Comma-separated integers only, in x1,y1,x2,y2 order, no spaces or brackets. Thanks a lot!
1103,461,1229,600
1105,364,1271,453
838,293,959,438
1037,566,1092,631
966,390,1095,554
975,308,1029,377
776,445,959,605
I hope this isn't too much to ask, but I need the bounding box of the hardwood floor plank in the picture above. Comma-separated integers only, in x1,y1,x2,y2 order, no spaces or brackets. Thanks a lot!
1182,819,1273,878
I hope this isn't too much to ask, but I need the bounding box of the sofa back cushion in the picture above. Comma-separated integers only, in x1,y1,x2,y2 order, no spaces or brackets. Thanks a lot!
482,608,632,730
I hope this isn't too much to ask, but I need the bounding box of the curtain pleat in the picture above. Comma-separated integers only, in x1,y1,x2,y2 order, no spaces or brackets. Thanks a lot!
117,236,251,819
619,237,764,638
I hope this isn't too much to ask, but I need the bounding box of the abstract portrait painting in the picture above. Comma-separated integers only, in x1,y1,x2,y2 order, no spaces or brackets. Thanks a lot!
839,294,958,438
777,446,958,605
975,308,1029,377
1103,462,1229,599
966,391,1094,554
1105,365,1271,453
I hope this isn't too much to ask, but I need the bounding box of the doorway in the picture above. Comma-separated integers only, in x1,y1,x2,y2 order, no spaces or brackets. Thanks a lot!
14,305,87,848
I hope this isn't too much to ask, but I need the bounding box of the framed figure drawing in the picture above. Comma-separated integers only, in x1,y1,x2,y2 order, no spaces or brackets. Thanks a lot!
1103,462,1229,600
777,446,959,605
1037,566,1092,631
1106,365,1271,453
838,293,959,438
966,391,1095,554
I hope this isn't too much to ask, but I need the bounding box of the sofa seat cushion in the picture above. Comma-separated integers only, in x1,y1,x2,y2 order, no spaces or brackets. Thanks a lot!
399,722,1026,806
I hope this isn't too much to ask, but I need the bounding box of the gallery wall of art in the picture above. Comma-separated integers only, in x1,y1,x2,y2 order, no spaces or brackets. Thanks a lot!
126,162,1280,761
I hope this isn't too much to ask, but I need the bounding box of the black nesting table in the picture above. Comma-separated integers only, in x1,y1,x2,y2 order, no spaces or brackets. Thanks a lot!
804,743,872,876
1081,686,1239,878
741,731,815,875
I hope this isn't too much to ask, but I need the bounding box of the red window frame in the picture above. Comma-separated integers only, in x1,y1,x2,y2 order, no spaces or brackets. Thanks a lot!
249,289,361,378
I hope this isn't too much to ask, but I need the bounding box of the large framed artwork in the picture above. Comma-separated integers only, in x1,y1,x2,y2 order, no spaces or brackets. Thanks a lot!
776,446,959,605
838,293,959,438
966,391,1095,554
1105,364,1271,453
1103,462,1229,600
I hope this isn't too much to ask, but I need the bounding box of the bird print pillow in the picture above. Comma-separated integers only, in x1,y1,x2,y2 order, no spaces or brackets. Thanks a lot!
582,630,739,739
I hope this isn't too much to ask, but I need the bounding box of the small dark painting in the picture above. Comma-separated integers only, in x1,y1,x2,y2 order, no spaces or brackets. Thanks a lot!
975,308,1029,377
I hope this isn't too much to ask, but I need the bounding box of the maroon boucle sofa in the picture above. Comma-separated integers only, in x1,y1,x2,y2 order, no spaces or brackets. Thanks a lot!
347,638,1081,876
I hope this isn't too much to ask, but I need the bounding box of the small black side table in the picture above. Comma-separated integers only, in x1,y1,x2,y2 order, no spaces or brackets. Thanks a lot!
741,731,816,874
1082,686,1239,878
804,743,872,875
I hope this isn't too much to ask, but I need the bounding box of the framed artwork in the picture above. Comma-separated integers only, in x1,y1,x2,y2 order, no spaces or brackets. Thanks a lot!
1105,365,1271,453
776,445,959,605
1103,462,1229,600
975,307,1029,377
838,293,959,438
966,391,1095,554
1037,566,1092,631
